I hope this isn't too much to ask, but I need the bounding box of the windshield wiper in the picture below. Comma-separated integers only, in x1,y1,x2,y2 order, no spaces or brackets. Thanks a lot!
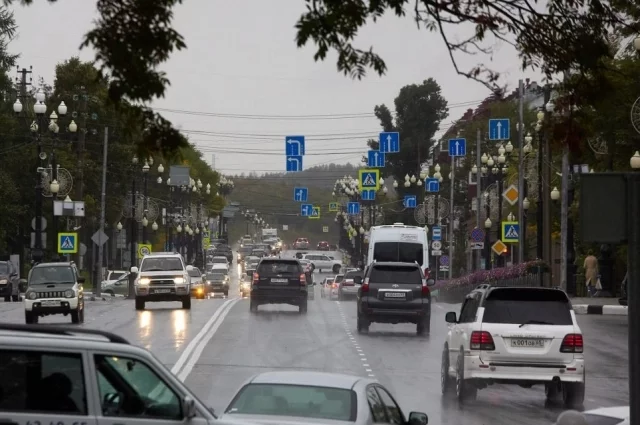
519,320,554,328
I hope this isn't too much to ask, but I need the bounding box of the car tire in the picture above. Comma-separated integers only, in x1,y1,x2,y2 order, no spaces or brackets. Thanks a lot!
441,346,454,395
455,355,477,402
417,316,430,335
250,299,258,313
562,381,585,409
11,294,20,302
332,264,341,273
357,315,369,333
71,308,82,324
25,311,38,324
105,290,115,297
545,382,561,401
224,290,229,297
182,296,192,310
135,299,145,311
299,301,308,314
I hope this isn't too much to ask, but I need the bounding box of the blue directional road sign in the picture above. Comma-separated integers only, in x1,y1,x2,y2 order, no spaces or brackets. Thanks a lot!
425,177,440,193
286,155,303,172
489,119,510,141
293,187,308,202
367,150,385,168
379,132,400,153
432,226,442,241
361,190,376,201
448,138,467,156
403,195,417,208
301,204,313,216
285,135,305,156
347,202,360,215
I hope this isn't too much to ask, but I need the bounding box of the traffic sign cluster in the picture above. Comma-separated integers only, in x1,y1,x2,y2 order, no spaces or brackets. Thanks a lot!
285,135,305,172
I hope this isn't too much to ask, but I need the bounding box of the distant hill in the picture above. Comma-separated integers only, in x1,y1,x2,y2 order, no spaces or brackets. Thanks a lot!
230,163,360,189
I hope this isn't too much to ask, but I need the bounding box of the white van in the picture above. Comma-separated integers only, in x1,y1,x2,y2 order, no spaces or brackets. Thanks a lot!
366,223,430,276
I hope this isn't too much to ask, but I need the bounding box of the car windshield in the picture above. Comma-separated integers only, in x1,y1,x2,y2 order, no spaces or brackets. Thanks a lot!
188,269,201,277
226,383,355,421
482,288,573,325
334,275,344,283
373,242,423,266
344,271,364,281
212,258,227,263
239,247,252,253
140,257,183,272
208,273,226,281
0,263,8,274
108,271,125,280
30,266,74,284
257,261,301,275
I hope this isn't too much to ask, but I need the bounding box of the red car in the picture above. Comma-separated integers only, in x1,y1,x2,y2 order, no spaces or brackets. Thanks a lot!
317,241,330,251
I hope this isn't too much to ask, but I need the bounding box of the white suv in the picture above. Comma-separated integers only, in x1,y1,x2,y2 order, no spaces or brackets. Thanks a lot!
131,253,193,310
301,254,341,273
441,286,585,408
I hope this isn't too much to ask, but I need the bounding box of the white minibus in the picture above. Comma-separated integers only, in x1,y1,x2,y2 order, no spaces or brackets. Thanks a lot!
366,223,430,277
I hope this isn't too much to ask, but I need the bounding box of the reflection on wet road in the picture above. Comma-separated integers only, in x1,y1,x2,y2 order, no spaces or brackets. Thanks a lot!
0,251,629,424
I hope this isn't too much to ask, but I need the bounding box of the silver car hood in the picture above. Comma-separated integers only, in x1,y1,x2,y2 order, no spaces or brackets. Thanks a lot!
219,413,350,425
138,270,184,277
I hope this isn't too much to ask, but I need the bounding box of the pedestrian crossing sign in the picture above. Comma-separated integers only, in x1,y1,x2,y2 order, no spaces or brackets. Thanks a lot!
328,202,339,212
358,169,380,191
501,221,520,243
57,232,78,254
309,207,321,219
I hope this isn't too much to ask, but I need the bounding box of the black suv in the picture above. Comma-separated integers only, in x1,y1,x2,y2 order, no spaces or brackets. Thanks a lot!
250,258,308,313
357,262,435,335
0,260,20,302
215,245,234,263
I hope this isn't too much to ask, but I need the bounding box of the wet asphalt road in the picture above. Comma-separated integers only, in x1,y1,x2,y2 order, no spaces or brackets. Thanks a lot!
0,251,629,424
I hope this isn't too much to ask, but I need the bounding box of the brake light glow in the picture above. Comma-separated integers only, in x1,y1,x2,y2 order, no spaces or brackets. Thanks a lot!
361,277,369,292
560,334,583,353
331,283,338,289
300,273,306,285
470,331,495,350
252,272,259,284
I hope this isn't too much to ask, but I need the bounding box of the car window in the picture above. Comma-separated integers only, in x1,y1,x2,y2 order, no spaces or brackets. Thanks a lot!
582,414,626,425
335,275,344,283
226,383,355,421
257,261,302,275
188,269,201,277
366,386,387,422
0,349,87,415
482,289,572,325
344,271,364,281
29,266,75,284
109,271,126,280
459,297,479,323
208,273,226,281
375,387,404,425
0,262,9,274
213,258,227,263
369,265,421,285
95,354,181,419
373,242,424,266
140,257,183,272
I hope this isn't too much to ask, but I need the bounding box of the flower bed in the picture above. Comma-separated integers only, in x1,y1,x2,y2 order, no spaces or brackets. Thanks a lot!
433,260,549,304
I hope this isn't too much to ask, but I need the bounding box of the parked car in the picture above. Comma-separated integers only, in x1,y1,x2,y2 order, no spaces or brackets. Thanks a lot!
101,273,130,296
0,260,20,302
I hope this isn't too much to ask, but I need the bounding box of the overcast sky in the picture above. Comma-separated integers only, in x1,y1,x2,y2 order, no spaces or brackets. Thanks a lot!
9,0,539,176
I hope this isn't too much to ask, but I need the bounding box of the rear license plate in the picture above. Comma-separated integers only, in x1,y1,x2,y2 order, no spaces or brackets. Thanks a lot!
153,289,171,294
41,300,61,306
270,278,288,283
511,339,544,348
384,292,406,298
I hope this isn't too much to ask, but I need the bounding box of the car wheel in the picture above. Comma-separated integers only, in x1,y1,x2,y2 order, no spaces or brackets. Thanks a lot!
356,314,369,333
71,309,81,324
562,379,585,408
25,311,38,324
182,296,192,310
105,289,115,297
299,301,308,314
250,299,258,313
135,299,145,311
11,294,20,302
441,346,454,395
455,355,477,402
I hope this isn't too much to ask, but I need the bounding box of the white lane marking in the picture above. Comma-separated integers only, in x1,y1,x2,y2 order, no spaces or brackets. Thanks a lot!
171,298,235,375
336,302,375,379
434,304,445,310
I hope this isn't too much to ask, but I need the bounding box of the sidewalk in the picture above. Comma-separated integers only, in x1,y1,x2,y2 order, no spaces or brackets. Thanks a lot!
571,296,627,315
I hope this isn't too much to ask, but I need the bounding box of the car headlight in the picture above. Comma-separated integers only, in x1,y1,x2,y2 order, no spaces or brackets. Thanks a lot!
27,291,37,300
0,279,6,285
138,278,150,285
174,277,185,284
64,289,75,298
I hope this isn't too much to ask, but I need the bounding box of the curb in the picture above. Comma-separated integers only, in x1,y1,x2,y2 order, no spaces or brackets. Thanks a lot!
84,292,126,300
573,304,627,315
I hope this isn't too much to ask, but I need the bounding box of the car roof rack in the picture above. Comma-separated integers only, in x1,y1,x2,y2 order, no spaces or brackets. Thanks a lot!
0,323,130,344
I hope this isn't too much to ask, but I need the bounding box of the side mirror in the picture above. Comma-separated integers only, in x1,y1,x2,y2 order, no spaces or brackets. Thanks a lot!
130,266,139,274
445,311,457,323
186,265,194,272
77,277,86,283
426,278,435,286
182,396,197,419
408,411,428,425
354,276,363,284
10,272,17,278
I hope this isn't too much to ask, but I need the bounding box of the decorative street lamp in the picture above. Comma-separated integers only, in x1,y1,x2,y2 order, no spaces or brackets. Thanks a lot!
631,151,640,169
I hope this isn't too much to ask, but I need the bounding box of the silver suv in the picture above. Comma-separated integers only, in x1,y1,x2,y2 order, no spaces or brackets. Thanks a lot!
0,323,241,424
131,253,193,310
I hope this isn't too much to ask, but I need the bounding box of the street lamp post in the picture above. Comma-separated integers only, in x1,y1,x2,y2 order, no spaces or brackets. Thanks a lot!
141,159,150,243
128,155,139,299
484,217,492,270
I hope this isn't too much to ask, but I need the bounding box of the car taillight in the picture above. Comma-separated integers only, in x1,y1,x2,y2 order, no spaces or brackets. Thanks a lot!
300,273,306,285
332,283,337,288
361,277,369,292
252,272,259,284
470,331,495,350
560,334,583,353
421,279,430,296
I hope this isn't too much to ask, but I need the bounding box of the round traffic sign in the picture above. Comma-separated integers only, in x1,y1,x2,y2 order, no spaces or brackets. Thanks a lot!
470,227,485,242
439,255,450,266
138,245,151,257
431,241,442,250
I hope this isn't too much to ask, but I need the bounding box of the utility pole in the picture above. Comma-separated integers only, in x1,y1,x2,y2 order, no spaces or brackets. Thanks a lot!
542,87,553,287
559,143,569,291
517,79,525,263
75,89,88,266
475,127,482,270
96,127,108,297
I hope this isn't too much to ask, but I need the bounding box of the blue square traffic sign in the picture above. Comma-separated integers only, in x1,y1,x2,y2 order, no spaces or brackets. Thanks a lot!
403,195,417,208
285,135,305,156
347,202,360,215
432,226,442,241
379,132,400,153
448,138,466,156
425,177,440,193
489,119,510,141
367,150,385,167
293,187,308,202
286,155,303,172
301,204,313,216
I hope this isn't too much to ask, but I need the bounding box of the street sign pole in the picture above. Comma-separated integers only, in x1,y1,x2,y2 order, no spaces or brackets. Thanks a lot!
476,127,482,271
95,127,107,298
448,155,455,279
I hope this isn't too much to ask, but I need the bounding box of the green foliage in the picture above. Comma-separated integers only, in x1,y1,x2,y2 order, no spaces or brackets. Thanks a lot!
367,78,448,183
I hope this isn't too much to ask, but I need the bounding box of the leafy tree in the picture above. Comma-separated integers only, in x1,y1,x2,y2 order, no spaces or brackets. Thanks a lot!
294,0,634,93
367,78,448,183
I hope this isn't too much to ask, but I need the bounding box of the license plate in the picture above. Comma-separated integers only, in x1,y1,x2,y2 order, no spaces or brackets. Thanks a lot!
271,278,288,283
511,339,545,348
385,292,406,298
41,300,60,306
153,289,171,294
